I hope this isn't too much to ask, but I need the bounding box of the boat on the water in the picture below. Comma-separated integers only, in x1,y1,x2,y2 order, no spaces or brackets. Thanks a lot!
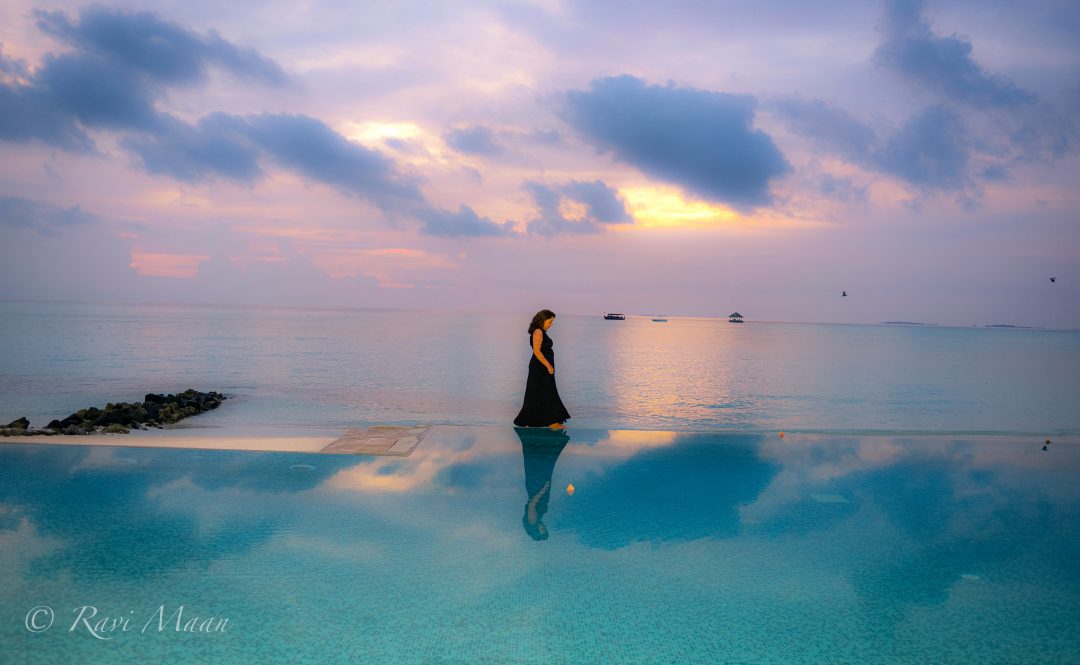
603,313,625,320
652,317,668,322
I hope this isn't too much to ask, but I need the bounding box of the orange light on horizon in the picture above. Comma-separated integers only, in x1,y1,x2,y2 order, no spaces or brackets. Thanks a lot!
619,186,739,229
129,250,210,278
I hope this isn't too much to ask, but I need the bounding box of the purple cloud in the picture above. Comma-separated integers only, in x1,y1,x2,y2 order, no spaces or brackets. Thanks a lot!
525,179,632,236
0,197,100,235
875,0,1035,109
562,76,790,209
443,126,504,156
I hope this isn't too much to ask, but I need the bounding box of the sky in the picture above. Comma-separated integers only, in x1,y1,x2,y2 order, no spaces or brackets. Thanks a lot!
1,0,1078,327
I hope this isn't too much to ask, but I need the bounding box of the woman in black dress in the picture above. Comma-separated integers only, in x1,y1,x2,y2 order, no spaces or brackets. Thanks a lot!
513,309,570,428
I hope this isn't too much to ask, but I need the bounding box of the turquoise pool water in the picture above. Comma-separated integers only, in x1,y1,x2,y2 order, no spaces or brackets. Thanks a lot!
3,427,1079,663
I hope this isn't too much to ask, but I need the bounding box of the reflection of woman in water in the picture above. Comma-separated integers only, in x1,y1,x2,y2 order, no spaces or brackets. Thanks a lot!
515,427,570,540
513,309,570,428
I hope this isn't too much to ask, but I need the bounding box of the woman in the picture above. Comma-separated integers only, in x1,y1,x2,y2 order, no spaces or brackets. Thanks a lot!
513,309,570,428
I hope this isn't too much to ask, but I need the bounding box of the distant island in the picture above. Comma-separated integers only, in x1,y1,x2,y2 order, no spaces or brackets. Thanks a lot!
985,324,1042,329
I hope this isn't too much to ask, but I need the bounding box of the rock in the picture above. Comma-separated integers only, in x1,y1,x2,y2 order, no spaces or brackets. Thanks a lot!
35,390,229,435
5,417,30,430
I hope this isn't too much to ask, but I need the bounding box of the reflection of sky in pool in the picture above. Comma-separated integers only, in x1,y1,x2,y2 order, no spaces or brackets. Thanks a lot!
3,429,1079,664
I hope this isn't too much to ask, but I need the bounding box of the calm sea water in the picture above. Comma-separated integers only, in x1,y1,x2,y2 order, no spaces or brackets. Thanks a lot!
2,300,1078,435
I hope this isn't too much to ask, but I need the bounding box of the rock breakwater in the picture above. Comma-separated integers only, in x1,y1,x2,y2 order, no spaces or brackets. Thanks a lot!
2,389,228,436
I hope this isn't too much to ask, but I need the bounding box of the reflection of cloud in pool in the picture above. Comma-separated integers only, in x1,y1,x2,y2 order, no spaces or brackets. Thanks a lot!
325,451,469,493
558,432,778,549
735,437,1080,633
0,444,355,581
0,510,64,582
590,429,678,453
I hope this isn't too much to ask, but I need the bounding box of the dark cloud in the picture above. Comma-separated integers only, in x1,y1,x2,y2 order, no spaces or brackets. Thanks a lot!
86,102,513,237
0,8,286,154
875,0,1035,109
562,75,790,209
525,179,632,237
0,79,95,152
36,52,163,131
121,112,261,183
0,197,99,235
2,8,541,240
34,7,286,87
245,113,425,213
775,97,970,193
874,106,969,190
774,86,1069,194
443,126,503,156
560,180,632,224
417,204,519,238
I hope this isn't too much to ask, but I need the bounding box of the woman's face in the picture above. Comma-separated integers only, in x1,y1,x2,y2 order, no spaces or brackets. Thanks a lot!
542,317,554,330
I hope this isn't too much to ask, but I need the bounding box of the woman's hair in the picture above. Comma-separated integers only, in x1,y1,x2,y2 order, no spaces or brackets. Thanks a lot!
527,309,556,334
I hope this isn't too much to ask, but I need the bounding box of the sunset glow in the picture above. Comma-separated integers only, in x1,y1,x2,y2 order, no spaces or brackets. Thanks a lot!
0,1,1076,326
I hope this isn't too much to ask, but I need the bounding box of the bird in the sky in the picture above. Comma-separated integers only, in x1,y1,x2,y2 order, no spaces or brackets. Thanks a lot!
1050,277,1056,283
842,291,848,297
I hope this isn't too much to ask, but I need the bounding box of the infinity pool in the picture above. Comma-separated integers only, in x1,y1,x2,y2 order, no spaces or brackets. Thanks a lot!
2,428,1078,663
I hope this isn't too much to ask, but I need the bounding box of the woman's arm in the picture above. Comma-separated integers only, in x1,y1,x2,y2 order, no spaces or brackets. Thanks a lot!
532,329,554,374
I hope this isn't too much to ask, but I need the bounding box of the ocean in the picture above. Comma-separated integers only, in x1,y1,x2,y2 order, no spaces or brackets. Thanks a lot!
2,300,1078,436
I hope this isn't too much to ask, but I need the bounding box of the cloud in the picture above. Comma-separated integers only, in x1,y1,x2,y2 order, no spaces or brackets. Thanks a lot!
121,112,261,183
443,126,503,155
770,97,876,163
562,75,790,209
525,179,632,237
417,205,519,238
772,97,969,192
818,174,869,203
0,77,95,151
871,0,1070,169
0,43,29,79
244,113,425,213
0,197,99,235
764,0,1071,195
0,8,286,153
36,52,164,132
1,8,547,241
527,129,561,145
559,180,632,224
125,110,512,237
874,0,1035,109
874,105,969,190
34,7,286,87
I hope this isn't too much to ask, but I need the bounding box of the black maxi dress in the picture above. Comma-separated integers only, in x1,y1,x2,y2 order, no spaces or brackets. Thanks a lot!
513,329,570,427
